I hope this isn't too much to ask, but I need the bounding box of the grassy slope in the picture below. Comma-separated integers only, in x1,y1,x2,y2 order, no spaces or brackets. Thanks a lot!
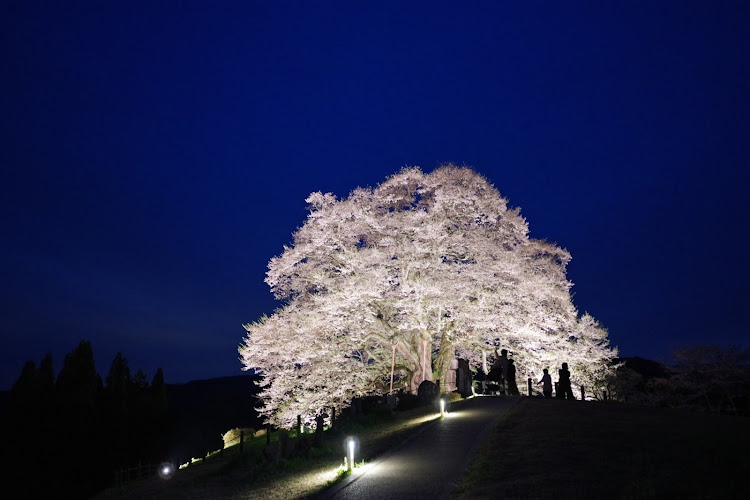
96,403,443,499
454,398,750,500
97,397,750,499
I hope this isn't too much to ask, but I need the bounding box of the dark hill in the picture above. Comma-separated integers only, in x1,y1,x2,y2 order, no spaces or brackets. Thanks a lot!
617,356,670,379
165,374,264,462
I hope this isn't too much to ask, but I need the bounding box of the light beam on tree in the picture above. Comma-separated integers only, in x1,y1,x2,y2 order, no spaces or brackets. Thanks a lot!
239,165,617,428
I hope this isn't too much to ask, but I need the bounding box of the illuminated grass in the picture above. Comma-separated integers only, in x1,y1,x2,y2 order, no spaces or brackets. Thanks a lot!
97,402,446,499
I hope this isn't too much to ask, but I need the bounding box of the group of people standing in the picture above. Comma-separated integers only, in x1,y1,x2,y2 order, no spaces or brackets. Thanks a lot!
537,362,575,400
485,348,576,400
485,348,520,395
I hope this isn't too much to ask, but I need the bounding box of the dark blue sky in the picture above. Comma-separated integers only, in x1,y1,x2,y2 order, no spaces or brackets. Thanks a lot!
1,1,748,389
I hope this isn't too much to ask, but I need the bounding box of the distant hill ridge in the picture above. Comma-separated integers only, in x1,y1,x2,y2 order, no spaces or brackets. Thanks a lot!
165,374,264,461
617,356,670,380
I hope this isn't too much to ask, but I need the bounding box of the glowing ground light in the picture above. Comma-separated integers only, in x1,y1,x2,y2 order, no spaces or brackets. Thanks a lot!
345,436,358,471
440,398,446,416
158,462,174,479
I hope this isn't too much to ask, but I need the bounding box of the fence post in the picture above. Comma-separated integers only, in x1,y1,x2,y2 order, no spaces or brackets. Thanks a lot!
297,415,302,436
332,407,336,428
581,386,585,401
527,377,532,397
604,390,608,401
314,414,325,446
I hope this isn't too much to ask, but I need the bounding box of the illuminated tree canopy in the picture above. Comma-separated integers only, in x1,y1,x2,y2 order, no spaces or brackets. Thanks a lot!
240,165,617,427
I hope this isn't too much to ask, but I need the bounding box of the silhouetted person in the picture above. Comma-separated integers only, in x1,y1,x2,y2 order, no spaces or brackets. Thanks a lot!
507,358,519,395
538,368,552,398
489,348,509,395
474,367,487,394
557,362,575,400
487,349,505,394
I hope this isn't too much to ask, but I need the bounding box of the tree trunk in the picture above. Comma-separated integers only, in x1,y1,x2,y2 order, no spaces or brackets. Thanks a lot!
435,334,455,393
411,336,434,392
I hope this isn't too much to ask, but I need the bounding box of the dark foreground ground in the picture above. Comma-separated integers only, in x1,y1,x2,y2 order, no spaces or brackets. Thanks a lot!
454,398,750,499
97,396,750,499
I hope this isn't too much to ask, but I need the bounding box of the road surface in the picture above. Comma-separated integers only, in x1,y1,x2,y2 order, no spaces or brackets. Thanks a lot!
318,395,520,499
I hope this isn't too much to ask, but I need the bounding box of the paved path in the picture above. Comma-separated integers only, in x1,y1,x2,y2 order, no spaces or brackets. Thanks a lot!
318,396,521,500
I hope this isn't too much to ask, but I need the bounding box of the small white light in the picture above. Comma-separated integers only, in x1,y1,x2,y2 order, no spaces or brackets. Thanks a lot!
440,398,446,416
158,462,174,479
345,437,357,471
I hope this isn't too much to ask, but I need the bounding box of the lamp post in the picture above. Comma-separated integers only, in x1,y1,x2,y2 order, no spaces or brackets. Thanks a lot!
158,462,174,480
345,437,356,471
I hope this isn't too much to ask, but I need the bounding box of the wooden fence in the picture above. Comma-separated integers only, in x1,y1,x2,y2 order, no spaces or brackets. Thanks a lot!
113,462,157,488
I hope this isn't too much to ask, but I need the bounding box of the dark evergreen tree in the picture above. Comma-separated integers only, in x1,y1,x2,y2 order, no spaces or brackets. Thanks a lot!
38,352,55,417
151,368,168,416
9,361,41,424
36,352,56,495
4,361,42,498
55,340,104,498
132,369,149,391
4,353,57,499
103,352,131,468
128,368,151,464
3,342,173,498
149,368,170,460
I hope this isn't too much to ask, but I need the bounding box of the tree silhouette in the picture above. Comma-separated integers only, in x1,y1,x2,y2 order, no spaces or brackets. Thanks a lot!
148,368,170,459
670,345,750,414
38,352,55,417
2,342,176,498
55,340,103,497
103,352,132,466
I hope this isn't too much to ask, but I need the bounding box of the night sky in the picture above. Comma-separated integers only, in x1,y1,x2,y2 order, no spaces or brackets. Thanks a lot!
2,1,748,390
